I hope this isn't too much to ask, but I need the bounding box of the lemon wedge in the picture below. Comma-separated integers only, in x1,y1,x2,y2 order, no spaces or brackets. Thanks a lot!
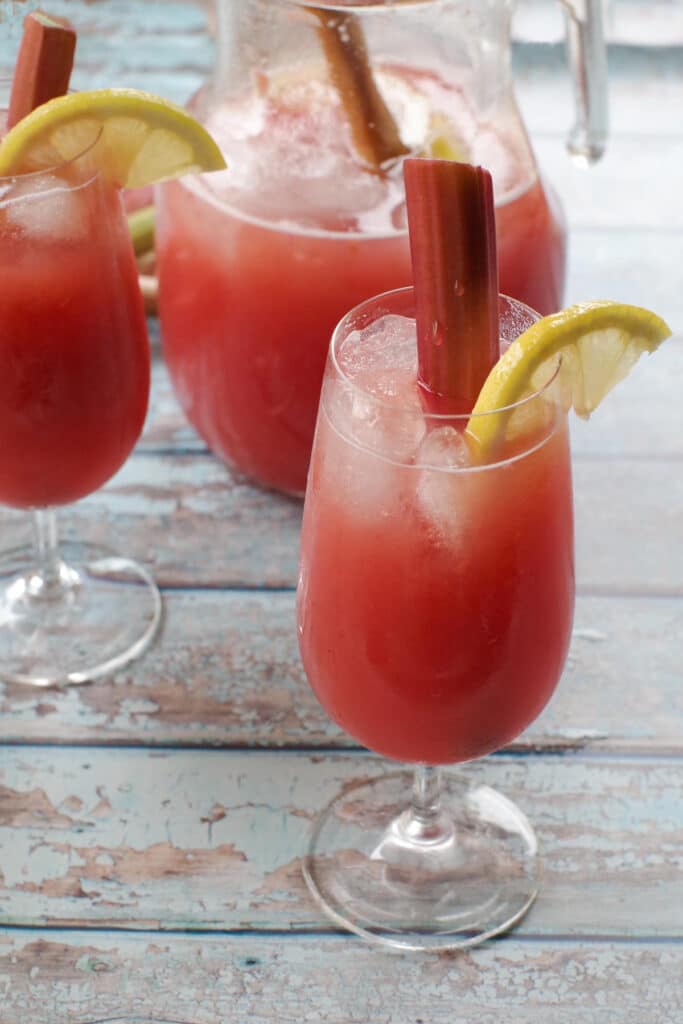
0,88,226,186
467,301,672,452
424,112,469,162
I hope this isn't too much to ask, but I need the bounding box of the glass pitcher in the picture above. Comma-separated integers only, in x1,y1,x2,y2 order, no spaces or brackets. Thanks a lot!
155,0,607,496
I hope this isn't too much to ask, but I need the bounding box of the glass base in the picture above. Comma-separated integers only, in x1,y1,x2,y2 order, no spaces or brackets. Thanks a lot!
82,1019,192,1023
0,541,162,687
303,770,539,952
81,1019,192,1024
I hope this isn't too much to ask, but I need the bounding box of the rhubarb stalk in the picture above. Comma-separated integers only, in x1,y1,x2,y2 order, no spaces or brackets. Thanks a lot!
403,157,499,409
7,10,76,129
308,7,409,171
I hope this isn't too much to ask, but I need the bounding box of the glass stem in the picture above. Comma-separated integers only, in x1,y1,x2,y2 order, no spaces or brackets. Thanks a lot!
406,764,446,843
30,508,64,595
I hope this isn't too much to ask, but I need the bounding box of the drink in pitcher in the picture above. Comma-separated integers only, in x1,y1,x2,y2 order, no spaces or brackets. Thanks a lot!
156,0,599,495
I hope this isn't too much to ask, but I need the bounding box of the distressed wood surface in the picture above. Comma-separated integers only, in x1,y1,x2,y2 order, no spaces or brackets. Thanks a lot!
0,592,682,753
1,1,682,1017
0,747,682,938
143,334,683,459
2,929,683,1024
2,439,682,593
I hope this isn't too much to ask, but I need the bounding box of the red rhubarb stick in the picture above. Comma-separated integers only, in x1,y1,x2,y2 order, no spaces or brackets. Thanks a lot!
309,7,409,171
7,10,77,129
403,157,499,409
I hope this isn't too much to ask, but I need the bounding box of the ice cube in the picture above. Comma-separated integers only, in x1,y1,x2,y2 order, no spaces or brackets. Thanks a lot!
318,386,401,521
416,426,474,540
339,314,418,383
419,425,472,470
207,90,387,230
345,384,419,458
330,314,425,462
2,174,88,242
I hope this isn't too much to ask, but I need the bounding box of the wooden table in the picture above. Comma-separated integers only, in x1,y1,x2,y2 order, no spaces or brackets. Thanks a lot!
1,2,682,1021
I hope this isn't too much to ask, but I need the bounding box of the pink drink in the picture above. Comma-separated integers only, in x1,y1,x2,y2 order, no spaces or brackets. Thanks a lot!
0,169,149,509
297,293,574,765
157,66,566,495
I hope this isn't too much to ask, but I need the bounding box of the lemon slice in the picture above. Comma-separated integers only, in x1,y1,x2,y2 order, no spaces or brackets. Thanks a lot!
0,88,226,186
467,301,672,452
424,112,469,162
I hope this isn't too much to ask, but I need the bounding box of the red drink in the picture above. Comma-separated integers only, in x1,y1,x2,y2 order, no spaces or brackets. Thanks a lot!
0,172,149,509
157,174,412,495
156,66,566,495
297,292,574,765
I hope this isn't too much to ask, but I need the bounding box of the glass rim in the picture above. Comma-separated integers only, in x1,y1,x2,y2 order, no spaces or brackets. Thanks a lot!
0,130,104,188
75,1018,197,1024
329,285,561,423
74,1019,197,1024
0,82,103,185
276,0,441,10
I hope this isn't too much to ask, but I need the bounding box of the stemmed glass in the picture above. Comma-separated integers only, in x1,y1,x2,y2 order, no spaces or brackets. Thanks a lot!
0,117,161,686
296,286,575,951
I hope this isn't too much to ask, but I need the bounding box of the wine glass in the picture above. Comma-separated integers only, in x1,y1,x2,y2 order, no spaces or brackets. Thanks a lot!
0,119,161,686
296,286,574,951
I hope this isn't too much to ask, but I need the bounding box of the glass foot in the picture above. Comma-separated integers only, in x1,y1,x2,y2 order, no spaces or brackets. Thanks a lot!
82,1019,193,1023
82,1019,193,1024
0,541,162,687
303,769,539,952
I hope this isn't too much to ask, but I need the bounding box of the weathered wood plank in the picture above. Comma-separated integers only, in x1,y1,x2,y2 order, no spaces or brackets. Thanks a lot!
515,0,683,47
0,592,681,754
0,453,303,589
142,333,683,459
536,136,683,231
1,928,682,1024
569,336,683,459
514,42,683,138
4,3,682,136
566,230,682,327
573,458,683,595
0,447,680,592
1,3,213,109
142,352,207,454
0,748,681,937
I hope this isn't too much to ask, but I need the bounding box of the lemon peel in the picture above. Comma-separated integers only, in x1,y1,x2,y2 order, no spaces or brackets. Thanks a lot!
0,88,226,187
466,300,672,453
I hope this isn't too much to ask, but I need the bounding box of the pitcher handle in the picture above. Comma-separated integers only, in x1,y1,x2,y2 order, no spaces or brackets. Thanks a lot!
561,0,609,164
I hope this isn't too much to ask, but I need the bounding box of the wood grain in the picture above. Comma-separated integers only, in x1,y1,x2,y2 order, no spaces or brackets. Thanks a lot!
567,230,682,328
0,747,681,937
1,441,681,592
0,592,681,753
142,337,683,459
0,449,302,589
0,2,681,1012
0,928,681,1024
515,42,683,137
